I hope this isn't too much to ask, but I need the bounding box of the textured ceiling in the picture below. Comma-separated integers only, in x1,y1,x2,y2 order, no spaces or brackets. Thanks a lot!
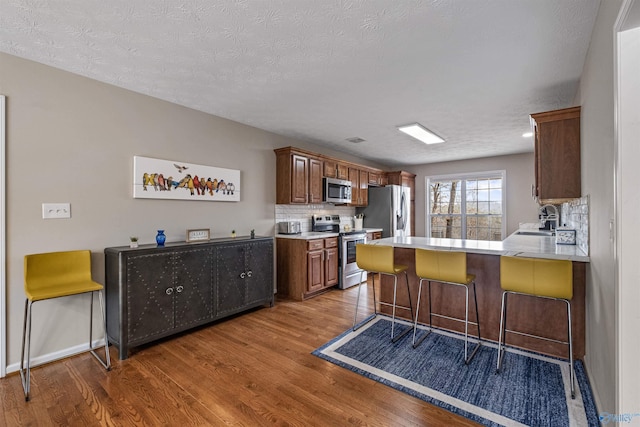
0,0,600,167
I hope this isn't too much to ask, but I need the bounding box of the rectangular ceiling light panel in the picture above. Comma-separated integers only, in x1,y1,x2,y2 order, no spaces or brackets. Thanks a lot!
398,123,444,144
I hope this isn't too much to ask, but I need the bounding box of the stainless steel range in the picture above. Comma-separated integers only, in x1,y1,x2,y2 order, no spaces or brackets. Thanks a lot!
312,215,367,289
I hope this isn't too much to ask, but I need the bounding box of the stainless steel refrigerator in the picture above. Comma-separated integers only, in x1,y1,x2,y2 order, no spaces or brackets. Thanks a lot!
356,185,411,238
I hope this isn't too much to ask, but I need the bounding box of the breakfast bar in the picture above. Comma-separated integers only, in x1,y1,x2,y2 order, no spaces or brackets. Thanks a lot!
369,233,589,359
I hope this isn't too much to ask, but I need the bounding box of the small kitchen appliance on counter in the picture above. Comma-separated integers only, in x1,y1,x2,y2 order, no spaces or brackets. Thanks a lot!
312,214,367,289
277,221,301,235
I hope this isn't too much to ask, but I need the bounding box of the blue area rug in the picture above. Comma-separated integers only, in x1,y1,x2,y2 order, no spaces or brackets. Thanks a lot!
313,316,599,427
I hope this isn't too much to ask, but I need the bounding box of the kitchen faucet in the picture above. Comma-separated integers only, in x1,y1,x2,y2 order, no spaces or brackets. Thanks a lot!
539,204,559,230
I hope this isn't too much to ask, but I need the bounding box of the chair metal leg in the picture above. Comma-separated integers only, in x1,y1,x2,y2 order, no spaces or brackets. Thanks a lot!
412,279,432,348
19,299,32,401
390,272,413,343
404,271,414,323
353,270,376,331
89,290,111,371
565,299,575,399
390,275,398,339
463,281,481,364
496,291,508,372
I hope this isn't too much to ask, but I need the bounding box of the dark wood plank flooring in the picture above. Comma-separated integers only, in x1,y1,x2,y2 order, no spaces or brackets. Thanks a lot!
1,286,481,426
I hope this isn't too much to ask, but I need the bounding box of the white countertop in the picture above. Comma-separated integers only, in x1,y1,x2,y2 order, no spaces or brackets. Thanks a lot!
276,231,339,240
368,232,589,262
275,228,383,240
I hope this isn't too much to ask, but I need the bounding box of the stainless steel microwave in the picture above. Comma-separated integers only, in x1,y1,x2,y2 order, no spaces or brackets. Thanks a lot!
323,177,352,204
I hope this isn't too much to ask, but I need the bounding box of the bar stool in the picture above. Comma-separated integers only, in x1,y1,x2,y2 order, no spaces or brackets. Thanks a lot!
353,243,414,342
412,248,481,364
497,256,575,398
21,250,111,401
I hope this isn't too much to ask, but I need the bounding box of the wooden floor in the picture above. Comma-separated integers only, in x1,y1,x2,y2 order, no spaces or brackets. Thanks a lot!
1,286,481,426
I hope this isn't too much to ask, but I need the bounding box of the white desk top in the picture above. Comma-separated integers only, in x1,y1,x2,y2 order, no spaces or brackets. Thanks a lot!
369,233,589,262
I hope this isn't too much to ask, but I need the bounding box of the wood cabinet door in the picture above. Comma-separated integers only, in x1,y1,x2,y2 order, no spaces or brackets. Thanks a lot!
368,171,380,185
291,154,308,203
324,247,339,287
173,247,213,328
307,250,324,292
348,167,360,205
323,160,337,178
536,117,581,201
359,169,369,206
126,252,175,344
336,162,349,180
309,158,323,203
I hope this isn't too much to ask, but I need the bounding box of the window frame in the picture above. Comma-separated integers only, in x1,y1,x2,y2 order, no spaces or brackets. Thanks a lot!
425,170,507,241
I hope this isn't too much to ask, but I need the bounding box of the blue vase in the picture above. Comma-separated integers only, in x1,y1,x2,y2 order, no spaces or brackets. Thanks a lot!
156,230,166,246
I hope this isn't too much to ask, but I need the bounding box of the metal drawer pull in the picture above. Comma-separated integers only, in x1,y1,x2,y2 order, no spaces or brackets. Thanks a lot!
247,271,252,277
240,272,246,279
165,287,173,295
176,286,184,293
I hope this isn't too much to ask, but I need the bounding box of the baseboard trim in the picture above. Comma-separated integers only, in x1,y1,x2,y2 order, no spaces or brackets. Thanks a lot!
5,338,107,375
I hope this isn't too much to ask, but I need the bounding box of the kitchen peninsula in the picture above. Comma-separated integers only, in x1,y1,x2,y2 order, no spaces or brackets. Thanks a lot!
369,233,589,359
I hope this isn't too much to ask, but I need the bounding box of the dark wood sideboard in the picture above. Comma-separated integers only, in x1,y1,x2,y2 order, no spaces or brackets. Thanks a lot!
105,237,275,359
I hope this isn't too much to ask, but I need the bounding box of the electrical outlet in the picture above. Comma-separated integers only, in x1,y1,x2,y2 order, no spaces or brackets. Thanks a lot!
42,203,71,219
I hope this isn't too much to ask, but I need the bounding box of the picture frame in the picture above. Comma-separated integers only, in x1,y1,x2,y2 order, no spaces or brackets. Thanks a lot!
186,228,210,243
133,156,240,202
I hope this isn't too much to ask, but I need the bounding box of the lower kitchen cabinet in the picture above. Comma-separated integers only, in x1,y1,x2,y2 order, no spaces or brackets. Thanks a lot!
276,237,338,300
105,237,274,359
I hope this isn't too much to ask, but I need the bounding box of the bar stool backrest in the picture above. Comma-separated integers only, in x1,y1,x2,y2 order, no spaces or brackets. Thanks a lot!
24,250,94,301
415,249,468,284
500,256,573,300
356,244,395,274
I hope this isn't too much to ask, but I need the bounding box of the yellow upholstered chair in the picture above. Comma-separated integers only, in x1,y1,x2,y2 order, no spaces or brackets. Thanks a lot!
497,256,575,398
353,243,414,342
20,250,111,401
412,249,481,364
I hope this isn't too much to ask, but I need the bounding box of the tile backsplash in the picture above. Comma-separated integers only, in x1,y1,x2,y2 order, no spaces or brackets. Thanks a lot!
560,195,589,255
275,204,356,232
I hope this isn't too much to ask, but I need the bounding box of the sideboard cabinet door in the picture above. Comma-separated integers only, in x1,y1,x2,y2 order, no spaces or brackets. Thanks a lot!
216,239,274,317
173,246,214,328
245,239,274,305
126,252,175,345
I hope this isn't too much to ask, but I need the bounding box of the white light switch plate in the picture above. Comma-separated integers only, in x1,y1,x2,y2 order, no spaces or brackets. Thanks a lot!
42,203,71,219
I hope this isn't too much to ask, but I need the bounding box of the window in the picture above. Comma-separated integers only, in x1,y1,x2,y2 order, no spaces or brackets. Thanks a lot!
426,171,506,241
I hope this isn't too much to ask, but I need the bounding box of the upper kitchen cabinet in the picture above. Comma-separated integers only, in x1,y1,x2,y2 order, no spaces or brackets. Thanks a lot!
275,147,323,204
348,167,369,207
367,171,387,186
530,106,581,204
323,159,349,180
387,171,416,201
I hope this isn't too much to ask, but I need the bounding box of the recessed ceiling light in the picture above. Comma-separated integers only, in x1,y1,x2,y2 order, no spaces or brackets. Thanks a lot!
522,132,533,138
397,123,444,144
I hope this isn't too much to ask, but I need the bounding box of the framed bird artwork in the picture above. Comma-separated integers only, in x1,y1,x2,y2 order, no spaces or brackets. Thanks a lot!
133,156,240,202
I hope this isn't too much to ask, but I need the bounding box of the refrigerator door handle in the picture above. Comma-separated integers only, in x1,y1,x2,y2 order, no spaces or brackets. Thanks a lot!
397,191,407,231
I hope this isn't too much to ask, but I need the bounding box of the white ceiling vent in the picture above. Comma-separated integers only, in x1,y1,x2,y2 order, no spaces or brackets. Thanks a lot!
346,137,365,143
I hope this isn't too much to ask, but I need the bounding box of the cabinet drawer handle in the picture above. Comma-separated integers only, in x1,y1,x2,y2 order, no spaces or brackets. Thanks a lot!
240,272,246,279
176,285,184,293
165,287,173,295
246,271,252,278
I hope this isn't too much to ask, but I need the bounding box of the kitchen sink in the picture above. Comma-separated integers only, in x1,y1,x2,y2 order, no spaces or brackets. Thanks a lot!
515,230,555,236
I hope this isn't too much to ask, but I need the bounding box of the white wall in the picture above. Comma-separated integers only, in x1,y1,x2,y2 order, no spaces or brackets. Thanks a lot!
616,17,640,415
0,52,372,370
408,153,539,237
575,0,623,413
